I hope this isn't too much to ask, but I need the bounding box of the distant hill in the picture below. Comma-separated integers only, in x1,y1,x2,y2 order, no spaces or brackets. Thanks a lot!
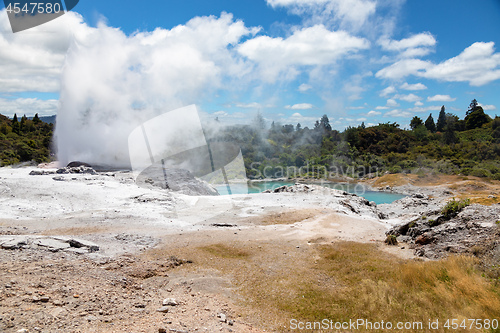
28,115,56,124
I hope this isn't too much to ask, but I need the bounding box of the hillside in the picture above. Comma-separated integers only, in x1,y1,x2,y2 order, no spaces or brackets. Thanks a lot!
0,113,54,166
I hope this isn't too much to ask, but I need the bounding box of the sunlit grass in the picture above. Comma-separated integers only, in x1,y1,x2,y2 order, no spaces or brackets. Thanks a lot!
162,241,500,332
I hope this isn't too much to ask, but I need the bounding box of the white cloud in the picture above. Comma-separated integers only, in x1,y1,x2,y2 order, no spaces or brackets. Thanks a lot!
375,59,431,80
386,99,400,107
238,24,369,82
384,109,411,118
427,95,456,102
266,0,377,31
0,10,92,93
235,102,262,109
377,42,500,86
0,97,58,117
380,85,396,97
379,32,436,58
394,93,421,103
422,42,500,86
479,103,497,111
285,103,314,110
375,106,389,110
281,112,318,127
400,82,427,90
298,83,312,92
213,111,228,117
408,105,442,113
367,110,381,116
414,101,424,106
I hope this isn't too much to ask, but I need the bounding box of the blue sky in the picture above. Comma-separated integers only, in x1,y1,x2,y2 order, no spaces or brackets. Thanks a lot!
1,0,499,129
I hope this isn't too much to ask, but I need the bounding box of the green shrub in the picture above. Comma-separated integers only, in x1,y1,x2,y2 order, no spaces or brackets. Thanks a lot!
442,198,471,219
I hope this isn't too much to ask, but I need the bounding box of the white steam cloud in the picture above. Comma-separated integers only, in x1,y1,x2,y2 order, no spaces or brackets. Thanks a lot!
56,13,257,167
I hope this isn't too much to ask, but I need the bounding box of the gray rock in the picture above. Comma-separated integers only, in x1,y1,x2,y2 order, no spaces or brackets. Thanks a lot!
34,238,71,251
162,298,179,306
218,313,227,323
156,306,170,313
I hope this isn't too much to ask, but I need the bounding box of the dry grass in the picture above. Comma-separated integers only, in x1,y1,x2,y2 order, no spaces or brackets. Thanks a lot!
40,226,110,236
372,174,418,187
246,209,323,225
153,241,500,332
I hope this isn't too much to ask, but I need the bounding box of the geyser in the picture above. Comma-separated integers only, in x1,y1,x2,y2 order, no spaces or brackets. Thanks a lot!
55,13,256,168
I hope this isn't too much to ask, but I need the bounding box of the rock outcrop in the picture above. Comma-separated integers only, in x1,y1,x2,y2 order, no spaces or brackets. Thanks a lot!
386,204,500,259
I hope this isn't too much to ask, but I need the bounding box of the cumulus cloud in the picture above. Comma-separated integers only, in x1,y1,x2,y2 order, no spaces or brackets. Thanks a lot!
377,42,500,86
384,109,411,117
282,112,319,127
298,83,312,92
386,98,399,107
427,94,456,102
0,10,91,93
235,102,263,109
400,82,427,90
479,103,497,111
394,93,421,103
376,58,431,80
379,32,436,58
379,85,396,97
0,97,58,117
422,42,500,86
285,103,314,110
367,110,381,116
266,0,377,31
408,105,443,113
238,24,369,82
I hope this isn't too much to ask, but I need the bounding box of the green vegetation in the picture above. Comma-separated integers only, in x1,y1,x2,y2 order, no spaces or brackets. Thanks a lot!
211,99,499,180
0,113,54,166
1,99,498,180
442,198,471,219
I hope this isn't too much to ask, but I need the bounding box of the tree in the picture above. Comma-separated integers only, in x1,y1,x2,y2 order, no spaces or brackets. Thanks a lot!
20,114,27,132
444,115,458,144
11,113,20,135
437,105,446,132
410,116,423,130
465,105,491,130
33,113,41,124
319,114,332,132
296,123,302,131
425,113,436,133
467,99,479,116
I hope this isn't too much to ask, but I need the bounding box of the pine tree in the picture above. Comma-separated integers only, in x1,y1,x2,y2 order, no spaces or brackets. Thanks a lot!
425,113,436,133
33,113,40,124
296,123,301,131
319,114,332,132
436,106,447,132
11,113,20,135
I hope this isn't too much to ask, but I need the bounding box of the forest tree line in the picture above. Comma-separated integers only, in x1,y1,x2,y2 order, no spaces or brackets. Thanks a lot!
1,99,499,181
212,99,500,180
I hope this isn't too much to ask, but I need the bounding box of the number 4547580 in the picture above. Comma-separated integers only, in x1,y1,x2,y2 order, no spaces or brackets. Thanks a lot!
6,2,62,14
444,319,498,330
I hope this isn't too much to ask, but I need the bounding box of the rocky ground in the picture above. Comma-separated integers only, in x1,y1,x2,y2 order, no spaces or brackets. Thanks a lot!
1,167,500,332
